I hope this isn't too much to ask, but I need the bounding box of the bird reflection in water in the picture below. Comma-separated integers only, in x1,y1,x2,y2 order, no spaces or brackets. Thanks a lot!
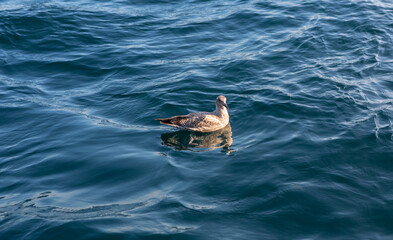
160,123,233,153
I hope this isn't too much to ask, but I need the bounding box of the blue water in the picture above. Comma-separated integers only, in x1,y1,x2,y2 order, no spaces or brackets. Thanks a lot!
1,0,393,239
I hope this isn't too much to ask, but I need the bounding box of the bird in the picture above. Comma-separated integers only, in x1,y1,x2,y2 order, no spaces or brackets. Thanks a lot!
156,95,229,132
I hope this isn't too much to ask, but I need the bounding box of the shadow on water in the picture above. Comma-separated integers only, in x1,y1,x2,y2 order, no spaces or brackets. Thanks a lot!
160,123,233,153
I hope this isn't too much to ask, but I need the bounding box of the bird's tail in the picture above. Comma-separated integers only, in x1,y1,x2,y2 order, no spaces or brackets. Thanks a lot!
155,117,172,124
156,115,189,127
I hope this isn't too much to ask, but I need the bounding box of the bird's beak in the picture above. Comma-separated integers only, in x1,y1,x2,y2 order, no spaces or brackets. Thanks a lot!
224,103,228,110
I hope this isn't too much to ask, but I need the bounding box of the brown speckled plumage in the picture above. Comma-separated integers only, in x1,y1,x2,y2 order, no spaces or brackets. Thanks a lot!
156,96,229,132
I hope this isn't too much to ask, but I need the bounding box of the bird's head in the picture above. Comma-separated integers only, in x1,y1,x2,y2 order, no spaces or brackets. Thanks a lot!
216,95,228,110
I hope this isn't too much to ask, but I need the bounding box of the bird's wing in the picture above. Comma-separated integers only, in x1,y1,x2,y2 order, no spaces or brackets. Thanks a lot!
156,113,205,128
157,112,225,132
175,113,206,128
187,113,225,132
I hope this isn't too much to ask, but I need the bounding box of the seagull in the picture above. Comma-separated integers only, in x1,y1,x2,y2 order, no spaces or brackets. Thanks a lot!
156,95,229,132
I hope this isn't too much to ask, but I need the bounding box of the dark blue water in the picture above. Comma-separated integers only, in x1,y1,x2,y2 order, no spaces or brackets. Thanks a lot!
1,0,393,239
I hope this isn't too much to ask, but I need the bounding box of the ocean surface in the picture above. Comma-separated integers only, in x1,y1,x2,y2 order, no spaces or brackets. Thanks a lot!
1,0,393,239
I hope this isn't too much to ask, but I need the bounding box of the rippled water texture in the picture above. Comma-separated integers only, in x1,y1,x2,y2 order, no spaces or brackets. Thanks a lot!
1,0,393,239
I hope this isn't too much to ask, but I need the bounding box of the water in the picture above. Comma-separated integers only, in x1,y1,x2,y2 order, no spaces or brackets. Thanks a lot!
1,0,393,239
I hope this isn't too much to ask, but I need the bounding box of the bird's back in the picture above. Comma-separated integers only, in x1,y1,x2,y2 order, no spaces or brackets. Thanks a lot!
157,111,228,132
